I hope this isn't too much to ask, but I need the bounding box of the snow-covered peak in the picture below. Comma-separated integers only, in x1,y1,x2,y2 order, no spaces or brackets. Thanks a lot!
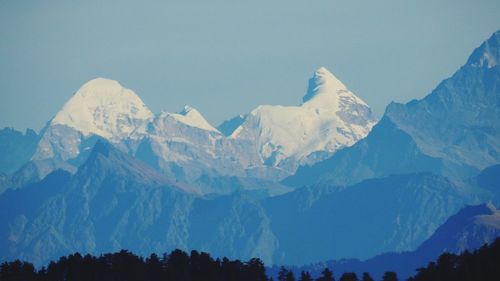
159,105,219,133
302,67,348,103
302,67,369,110
74,78,123,97
232,67,377,168
51,78,153,140
180,105,195,115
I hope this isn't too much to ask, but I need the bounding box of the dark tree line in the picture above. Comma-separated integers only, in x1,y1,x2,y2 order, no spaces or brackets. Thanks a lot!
0,250,266,281
276,267,382,281
408,237,500,281
1,238,500,281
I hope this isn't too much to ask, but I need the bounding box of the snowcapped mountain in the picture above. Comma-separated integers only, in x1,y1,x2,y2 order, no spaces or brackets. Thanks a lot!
232,67,376,170
51,78,153,140
17,67,375,187
287,30,500,187
136,104,289,186
33,78,153,162
139,105,252,182
1,31,500,269
22,78,154,182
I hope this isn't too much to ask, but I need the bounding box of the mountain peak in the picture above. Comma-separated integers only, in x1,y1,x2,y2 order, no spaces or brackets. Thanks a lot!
233,66,376,168
180,105,195,115
158,105,219,133
467,30,499,68
50,78,153,140
77,77,123,96
179,105,205,118
302,66,348,103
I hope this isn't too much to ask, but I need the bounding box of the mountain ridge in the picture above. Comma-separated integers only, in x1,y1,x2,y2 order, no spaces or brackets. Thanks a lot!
10,66,377,191
271,203,500,280
286,30,500,187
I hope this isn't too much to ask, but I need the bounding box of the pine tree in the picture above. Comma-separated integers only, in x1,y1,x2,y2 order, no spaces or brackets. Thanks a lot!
286,270,296,281
278,266,290,281
339,272,358,281
317,268,335,281
244,258,268,281
381,271,398,281
299,271,313,281
361,272,374,281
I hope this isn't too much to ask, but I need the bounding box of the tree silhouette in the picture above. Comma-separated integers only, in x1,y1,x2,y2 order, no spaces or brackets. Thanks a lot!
381,271,398,281
409,238,500,281
1,238,500,281
165,249,190,281
316,268,334,281
145,253,163,281
0,260,36,281
278,266,291,281
339,272,358,281
299,270,313,281
244,258,268,281
361,272,374,281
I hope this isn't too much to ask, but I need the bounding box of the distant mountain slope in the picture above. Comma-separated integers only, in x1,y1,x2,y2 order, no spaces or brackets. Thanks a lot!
477,164,500,194
267,173,481,264
1,141,499,267
0,128,39,175
286,30,500,187
0,141,279,266
415,203,500,257
274,204,500,281
283,116,443,187
0,173,11,194
140,106,265,183
0,141,196,265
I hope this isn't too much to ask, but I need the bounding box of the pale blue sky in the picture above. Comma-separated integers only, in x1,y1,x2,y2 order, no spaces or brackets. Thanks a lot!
1,0,499,131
